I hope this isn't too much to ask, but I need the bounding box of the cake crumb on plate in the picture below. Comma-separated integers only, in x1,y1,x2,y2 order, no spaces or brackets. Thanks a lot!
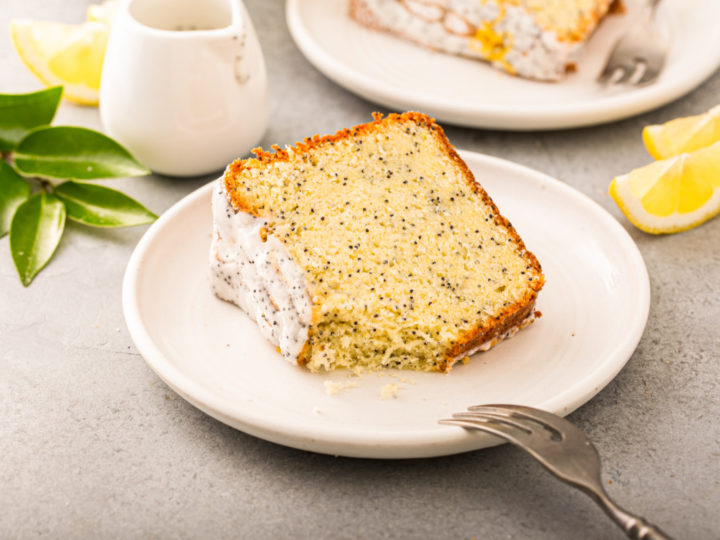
380,383,400,400
324,380,358,396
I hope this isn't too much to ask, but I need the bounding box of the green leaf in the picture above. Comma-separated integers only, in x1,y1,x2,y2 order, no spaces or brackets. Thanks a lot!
14,126,150,181
10,192,66,286
54,181,157,227
0,161,32,236
0,87,63,151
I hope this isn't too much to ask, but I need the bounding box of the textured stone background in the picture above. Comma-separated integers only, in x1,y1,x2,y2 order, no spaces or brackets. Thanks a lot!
1,1,718,539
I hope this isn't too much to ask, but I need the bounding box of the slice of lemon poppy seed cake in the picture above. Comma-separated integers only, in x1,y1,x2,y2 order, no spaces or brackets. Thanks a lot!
210,112,544,372
349,0,616,81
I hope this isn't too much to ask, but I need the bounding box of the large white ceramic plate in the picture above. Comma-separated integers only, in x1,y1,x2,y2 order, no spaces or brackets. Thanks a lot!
123,150,649,458
286,0,720,130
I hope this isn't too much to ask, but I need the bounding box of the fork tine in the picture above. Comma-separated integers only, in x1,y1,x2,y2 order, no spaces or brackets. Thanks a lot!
597,63,623,84
439,417,528,447
469,404,576,435
614,63,639,85
451,412,533,434
636,61,663,85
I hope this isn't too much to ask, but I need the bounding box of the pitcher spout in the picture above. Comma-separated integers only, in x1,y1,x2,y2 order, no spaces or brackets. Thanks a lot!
127,0,236,33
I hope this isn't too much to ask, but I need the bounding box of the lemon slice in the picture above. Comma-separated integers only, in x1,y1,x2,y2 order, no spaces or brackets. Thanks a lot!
643,105,720,160
10,19,110,106
609,141,720,234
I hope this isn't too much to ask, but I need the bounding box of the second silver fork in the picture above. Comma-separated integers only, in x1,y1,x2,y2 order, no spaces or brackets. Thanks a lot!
441,404,674,540
598,0,668,86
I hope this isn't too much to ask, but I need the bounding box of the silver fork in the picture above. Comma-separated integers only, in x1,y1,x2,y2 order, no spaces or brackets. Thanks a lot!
440,404,674,540
597,0,667,86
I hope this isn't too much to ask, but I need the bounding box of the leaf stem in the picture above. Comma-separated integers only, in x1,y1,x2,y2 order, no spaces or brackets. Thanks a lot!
39,178,54,193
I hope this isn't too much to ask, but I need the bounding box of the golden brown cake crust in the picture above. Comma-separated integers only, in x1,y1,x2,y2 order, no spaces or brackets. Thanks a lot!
348,0,619,81
348,0,383,30
223,112,544,372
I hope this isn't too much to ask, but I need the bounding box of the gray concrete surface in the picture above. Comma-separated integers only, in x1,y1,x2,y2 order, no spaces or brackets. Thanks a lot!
1,1,719,539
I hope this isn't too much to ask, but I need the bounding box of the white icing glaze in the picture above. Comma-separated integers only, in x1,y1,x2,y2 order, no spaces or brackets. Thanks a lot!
356,0,581,81
402,0,445,22
209,179,311,362
449,309,538,367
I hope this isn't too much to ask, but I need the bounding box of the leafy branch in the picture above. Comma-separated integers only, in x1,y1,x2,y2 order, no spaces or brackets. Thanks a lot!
1,86,155,286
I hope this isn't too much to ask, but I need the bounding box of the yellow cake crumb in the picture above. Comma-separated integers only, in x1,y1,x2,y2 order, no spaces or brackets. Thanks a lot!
323,380,358,396
380,383,400,400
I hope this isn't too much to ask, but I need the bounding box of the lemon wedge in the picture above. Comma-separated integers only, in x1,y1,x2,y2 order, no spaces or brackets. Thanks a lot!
610,141,720,234
10,19,110,106
643,105,720,160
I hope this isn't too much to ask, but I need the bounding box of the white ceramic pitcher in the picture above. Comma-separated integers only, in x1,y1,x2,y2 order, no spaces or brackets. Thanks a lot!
99,0,268,177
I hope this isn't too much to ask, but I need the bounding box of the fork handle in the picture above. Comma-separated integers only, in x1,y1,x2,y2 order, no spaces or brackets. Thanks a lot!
591,489,674,540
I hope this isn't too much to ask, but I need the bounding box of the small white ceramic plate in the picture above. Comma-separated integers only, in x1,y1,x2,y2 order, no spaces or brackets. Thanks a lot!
122,150,649,458
286,0,720,130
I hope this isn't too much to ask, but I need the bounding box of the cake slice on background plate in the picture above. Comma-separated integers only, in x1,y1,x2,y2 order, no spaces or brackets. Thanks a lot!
210,112,544,372
349,0,617,81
